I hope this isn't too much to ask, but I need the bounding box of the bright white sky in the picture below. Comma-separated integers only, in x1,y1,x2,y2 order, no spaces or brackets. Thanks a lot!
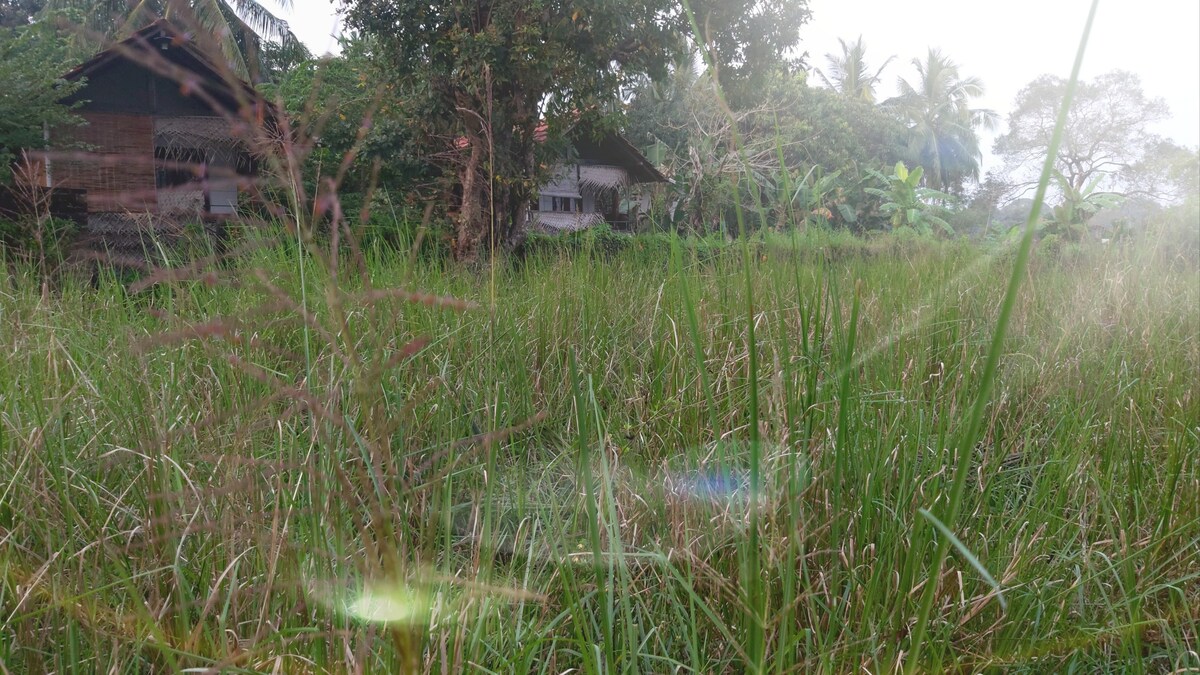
273,0,1200,175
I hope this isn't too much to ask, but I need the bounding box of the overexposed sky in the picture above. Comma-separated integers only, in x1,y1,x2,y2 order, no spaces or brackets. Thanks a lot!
801,0,1200,174
267,0,342,55
273,0,1200,175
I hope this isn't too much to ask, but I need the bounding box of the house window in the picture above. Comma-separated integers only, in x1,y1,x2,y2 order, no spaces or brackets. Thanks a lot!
549,196,583,213
155,147,206,188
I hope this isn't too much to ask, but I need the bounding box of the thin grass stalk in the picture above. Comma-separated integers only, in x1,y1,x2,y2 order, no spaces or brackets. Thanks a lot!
670,235,720,436
675,5,771,667
569,350,614,665
834,281,861,513
904,1,1101,669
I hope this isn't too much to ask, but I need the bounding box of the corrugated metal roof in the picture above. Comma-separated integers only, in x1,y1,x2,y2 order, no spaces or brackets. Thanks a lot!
532,212,603,232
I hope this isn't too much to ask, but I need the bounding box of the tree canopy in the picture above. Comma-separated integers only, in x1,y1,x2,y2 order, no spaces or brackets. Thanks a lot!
886,48,996,195
0,14,84,184
817,36,893,104
624,67,906,234
266,37,432,206
340,0,811,260
993,70,1184,201
0,0,44,27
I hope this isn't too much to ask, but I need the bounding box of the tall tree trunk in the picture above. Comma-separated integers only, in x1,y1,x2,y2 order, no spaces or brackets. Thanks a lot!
456,132,487,263
452,85,539,261
500,120,536,251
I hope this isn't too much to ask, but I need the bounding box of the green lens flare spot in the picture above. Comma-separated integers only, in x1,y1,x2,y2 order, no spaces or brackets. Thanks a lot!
345,585,434,625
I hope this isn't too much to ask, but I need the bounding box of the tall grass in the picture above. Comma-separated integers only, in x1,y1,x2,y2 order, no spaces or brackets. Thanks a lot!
2,226,1197,672
2,3,1199,672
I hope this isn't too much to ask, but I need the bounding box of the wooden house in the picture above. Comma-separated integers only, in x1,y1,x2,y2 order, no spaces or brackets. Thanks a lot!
31,19,273,254
530,125,668,232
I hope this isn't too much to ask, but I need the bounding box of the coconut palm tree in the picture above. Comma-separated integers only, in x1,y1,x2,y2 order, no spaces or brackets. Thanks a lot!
817,36,893,104
886,48,997,194
44,0,307,80
624,48,700,154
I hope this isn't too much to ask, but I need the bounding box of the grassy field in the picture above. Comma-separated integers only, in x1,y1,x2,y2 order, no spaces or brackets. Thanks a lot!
1,226,1197,673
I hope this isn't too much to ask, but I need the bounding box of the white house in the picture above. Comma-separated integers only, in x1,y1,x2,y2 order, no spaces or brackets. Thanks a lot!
529,126,668,232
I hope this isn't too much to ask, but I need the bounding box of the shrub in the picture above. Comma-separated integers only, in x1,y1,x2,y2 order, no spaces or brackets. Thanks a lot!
0,214,80,272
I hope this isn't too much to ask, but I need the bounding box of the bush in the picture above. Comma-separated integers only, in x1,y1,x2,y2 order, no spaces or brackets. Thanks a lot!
1152,201,1200,267
522,224,734,264
523,223,639,260
0,215,80,271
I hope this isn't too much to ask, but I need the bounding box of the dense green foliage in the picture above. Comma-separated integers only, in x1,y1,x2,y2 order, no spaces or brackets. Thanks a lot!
266,38,432,204
0,215,78,272
1,227,1197,672
865,161,955,234
0,0,43,27
625,39,1006,236
762,75,908,227
626,69,907,233
340,0,811,260
0,15,83,184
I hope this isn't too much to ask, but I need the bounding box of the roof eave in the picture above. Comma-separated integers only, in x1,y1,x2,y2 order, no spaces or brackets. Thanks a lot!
60,19,277,118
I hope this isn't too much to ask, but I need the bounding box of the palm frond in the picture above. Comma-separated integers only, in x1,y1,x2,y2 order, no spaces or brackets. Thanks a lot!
227,0,292,44
43,0,305,79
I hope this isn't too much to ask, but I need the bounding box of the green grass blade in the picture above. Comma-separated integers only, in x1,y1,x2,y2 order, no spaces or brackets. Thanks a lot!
905,1,1102,669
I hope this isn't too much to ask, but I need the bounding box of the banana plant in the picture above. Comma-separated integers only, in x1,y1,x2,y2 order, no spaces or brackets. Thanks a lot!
788,166,844,228
1006,170,1123,243
866,161,957,235
1042,169,1122,240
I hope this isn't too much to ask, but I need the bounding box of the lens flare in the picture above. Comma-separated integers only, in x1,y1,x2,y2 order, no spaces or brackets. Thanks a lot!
344,584,435,625
672,469,749,502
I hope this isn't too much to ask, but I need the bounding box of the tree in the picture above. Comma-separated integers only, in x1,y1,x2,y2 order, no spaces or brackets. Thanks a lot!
1041,169,1120,238
625,69,905,233
342,0,811,261
1,0,44,27
0,15,84,184
654,70,786,234
886,48,996,195
994,71,1178,202
623,50,698,156
816,36,892,104
684,0,811,106
1128,141,1200,205
763,73,905,229
44,0,308,81
266,37,432,204
947,173,1017,238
